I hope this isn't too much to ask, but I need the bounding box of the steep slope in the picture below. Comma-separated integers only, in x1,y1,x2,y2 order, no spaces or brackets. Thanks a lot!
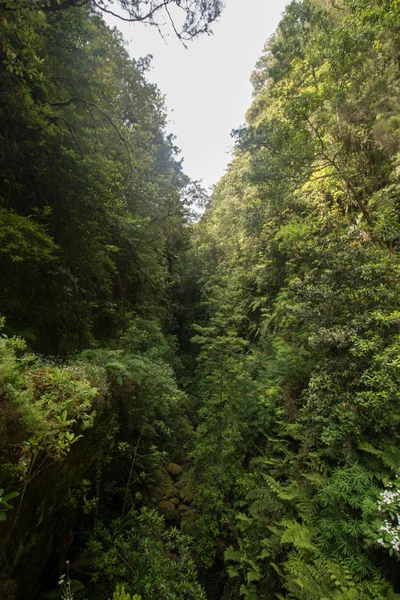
188,0,400,597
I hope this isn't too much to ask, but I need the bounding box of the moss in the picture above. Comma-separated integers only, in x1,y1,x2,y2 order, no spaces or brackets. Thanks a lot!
166,462,183,477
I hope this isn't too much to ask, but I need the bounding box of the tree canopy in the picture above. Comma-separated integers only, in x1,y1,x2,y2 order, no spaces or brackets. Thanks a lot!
10,0,223,41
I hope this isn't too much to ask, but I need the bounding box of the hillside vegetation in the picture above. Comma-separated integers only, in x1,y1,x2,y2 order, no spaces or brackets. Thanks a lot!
0,0,400,599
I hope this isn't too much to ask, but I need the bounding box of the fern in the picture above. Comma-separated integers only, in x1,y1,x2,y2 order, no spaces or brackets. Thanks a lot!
280,520,316,551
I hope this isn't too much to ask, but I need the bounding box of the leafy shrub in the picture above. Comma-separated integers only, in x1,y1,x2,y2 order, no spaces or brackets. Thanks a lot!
82,508,206,600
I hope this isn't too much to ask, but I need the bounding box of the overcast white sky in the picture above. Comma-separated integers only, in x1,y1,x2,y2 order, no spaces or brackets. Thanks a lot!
105,0,290,189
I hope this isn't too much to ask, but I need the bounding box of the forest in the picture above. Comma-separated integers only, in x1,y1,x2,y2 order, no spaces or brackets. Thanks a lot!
0,0,400,598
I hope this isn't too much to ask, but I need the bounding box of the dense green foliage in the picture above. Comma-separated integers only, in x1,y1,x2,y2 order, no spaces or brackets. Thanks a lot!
0,1,190,354
0,2,202,599
187,0,400,597
1,0,400,599
18,0,223,42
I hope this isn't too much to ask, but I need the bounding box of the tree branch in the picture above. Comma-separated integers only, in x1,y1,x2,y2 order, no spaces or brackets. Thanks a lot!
48,97,133,184
91,0,175,24
49,116,84,159
165,4,188,47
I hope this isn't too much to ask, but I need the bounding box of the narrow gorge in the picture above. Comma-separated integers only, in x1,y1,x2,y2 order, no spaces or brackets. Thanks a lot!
1,1,400,599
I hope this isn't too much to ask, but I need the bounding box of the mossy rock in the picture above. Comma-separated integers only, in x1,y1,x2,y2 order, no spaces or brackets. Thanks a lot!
166,462,183,477
178,486,193,503
170,497,180,506
175,473,194,503
164,483,178,498
157,500,177,521
152,472,176,500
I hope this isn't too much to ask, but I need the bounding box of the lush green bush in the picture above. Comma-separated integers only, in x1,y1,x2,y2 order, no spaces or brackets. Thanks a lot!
80,508,206,599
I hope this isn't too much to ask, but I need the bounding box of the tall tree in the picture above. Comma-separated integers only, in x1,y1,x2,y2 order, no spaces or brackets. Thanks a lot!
0,4,190,352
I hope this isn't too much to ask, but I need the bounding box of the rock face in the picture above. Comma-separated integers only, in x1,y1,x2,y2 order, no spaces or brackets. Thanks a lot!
153,459,196,526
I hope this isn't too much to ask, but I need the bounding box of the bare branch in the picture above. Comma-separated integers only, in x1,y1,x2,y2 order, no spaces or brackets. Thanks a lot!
165,5,188,47
91,0,175,24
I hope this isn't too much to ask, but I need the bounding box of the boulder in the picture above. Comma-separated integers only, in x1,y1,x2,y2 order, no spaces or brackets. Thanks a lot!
152,472,176,500
157,500,177,521
175,474,194,503
178,487,193,503
166,462,183,477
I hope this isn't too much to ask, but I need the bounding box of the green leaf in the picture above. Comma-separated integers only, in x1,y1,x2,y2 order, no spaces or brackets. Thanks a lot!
225,547,242,562
2,491,19,502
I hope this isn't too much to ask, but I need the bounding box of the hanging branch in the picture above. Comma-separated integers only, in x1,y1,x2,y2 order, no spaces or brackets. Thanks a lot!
165,4,188,47
48,115,84,159
48,97,133,184
91,0,174,24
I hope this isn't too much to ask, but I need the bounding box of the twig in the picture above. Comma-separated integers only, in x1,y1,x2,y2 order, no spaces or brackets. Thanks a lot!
165,5,187,47
91,0,174,24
